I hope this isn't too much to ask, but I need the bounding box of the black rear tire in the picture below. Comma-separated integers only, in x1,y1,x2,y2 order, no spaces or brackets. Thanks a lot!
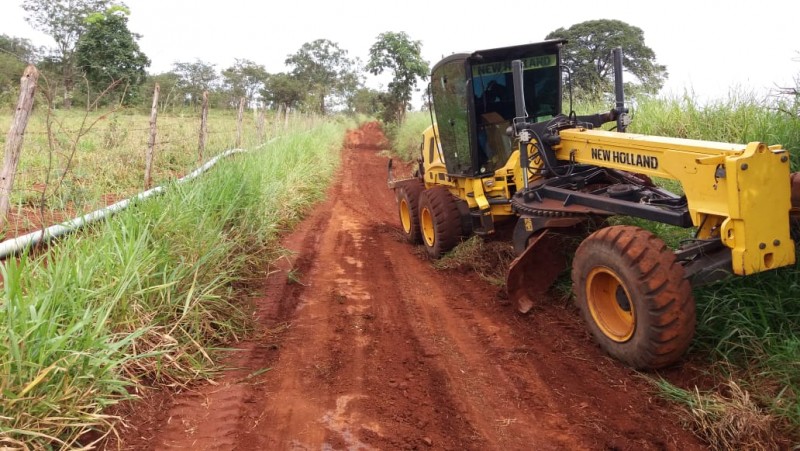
571,225,696,369
418,186,462,258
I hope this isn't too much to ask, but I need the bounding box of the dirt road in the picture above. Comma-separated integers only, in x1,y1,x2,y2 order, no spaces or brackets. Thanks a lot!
117,122,704,450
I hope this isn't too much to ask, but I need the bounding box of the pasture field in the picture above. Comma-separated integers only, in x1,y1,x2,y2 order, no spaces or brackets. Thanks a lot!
0,107,313,237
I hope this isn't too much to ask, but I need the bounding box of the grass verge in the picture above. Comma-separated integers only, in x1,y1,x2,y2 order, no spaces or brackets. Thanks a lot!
0,118,350,448
385,111,432,162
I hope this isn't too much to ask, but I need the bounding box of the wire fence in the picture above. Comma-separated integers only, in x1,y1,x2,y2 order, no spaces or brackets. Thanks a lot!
1,70,322,240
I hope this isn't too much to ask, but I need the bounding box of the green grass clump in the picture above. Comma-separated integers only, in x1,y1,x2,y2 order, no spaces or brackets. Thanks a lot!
0,119,348,448
385,111,433,162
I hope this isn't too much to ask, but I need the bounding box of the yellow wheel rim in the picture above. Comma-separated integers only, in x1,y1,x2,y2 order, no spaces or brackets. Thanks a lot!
586,267,635,342
421,206,435,247
399,198,412,233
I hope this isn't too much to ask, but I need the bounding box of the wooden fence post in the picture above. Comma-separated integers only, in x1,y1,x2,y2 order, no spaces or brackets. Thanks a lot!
144,83,160,190
198,91,208,163
0,65,39,229
236,97,245,149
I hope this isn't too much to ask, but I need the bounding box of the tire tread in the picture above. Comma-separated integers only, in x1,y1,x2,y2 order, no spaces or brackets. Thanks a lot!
572,225,696,369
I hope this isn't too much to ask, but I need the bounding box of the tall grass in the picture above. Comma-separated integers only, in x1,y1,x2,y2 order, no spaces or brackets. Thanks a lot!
385,111,433,162
0,119,350,448
628,92,800,442
630,92,800,169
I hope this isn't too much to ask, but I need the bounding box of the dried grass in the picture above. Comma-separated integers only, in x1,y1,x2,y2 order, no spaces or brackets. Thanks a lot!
661,380,793,450
433,236,516,286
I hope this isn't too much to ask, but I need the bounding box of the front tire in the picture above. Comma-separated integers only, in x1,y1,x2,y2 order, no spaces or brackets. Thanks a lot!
418,186,462,258
571,225,695,369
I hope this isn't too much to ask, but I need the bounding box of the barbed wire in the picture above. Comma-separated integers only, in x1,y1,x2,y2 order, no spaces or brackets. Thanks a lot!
3,84,298,231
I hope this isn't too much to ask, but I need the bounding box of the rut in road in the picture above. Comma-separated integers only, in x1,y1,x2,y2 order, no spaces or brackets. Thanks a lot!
116,122,703,451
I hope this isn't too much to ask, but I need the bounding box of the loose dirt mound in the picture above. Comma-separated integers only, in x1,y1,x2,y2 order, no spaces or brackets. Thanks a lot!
344,121,389,149
113,121,704,450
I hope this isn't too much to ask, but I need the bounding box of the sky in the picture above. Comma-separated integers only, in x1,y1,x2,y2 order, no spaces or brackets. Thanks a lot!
1,0,798,106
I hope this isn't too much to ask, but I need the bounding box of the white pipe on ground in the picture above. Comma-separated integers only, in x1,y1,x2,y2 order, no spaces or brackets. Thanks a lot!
0,148,248,259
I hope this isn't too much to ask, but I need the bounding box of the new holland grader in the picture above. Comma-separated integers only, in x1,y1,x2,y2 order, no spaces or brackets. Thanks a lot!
388,39,800,369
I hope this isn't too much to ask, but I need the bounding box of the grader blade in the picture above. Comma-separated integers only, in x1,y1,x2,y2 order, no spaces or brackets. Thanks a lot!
506,229,568,314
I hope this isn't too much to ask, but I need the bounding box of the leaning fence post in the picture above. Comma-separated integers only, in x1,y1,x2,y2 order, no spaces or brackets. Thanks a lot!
144,83,160,190
0,65,39,229
236,97,245,149
198,91,208,163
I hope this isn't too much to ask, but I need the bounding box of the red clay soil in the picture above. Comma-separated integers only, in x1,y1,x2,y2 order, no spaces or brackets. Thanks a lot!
1,193,126,242
2,207,74,241
111,122,705,450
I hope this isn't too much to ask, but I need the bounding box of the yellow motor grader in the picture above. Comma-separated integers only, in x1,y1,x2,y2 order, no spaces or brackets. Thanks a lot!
388,39,800,369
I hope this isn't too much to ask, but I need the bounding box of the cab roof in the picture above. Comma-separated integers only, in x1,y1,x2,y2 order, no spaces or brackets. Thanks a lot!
431,39,567,74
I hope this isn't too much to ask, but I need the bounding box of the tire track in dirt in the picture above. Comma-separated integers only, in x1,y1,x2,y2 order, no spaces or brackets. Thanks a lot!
116,122,705,451
234,145,487,449
129,206,333,450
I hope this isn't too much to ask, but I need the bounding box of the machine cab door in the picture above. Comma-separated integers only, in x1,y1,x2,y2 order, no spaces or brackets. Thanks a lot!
430,54,475,176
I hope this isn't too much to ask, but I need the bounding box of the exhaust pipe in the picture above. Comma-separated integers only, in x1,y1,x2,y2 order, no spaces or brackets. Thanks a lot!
612,47,629,133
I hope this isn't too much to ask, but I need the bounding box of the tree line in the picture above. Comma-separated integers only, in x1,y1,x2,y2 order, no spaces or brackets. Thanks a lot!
3,0,700,122
0,0,432,123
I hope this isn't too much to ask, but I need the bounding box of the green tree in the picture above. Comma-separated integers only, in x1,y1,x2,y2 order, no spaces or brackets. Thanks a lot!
74,6,149,105
285,39,358,114
0,34,40,104
261,72,304,111
22,0,120,108
366,31,429,123
349,87,382,115
337,61,363,114
0,34,39,62
221,59,268,108
172,60,218,109
141,71,181,111
545,19,667,100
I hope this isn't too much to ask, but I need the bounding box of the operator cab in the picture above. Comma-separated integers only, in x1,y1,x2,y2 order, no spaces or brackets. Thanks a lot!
429,39,565,177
